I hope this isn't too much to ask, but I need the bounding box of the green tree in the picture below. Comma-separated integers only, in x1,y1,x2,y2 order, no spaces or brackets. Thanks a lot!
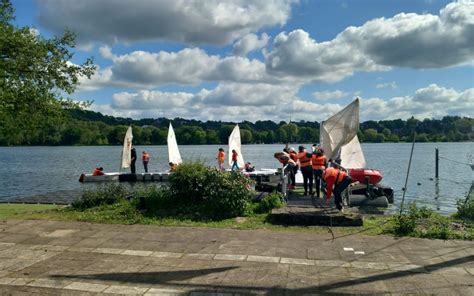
0,0,95,145
363,128,378,142
240,129,253,144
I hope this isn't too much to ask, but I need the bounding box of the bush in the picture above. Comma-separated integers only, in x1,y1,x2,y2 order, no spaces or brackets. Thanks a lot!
72,183,129,210
168,162,254,219
254,192,285,214
455,196,474,220
133,185,174,214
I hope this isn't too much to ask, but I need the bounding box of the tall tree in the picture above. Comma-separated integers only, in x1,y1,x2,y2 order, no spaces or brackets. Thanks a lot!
0,0,95,144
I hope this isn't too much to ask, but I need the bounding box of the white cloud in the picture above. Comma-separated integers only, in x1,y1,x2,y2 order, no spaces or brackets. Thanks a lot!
37,0,294,46
78,48,284,89
361,84,474,120
265,2,474,81
375,81,398,89
232,33,270,56
312,90,349,100
89,83,473,122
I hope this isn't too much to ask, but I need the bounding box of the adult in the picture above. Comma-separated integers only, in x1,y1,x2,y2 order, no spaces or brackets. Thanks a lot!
217,148,225,171
92,167,105,176
231,149,239,171
274,151,297,191
323,164,352,211
297,146,313,196
169,162,177,172
130,147,137,174
142,151,150,173
288,147,298,190
311,147,327,198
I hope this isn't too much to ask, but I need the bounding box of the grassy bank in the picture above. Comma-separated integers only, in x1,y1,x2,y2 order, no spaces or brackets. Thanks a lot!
0,203,62,219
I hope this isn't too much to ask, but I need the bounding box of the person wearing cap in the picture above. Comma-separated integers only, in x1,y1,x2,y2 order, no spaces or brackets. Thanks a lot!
311,147,327,198
142,151,150,173
323,163,352,211
297,146,313,196
216,148,225,171
92,167,105,176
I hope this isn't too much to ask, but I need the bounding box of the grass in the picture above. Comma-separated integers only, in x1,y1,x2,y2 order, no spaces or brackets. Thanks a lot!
0,203,62,219
2,201,471,240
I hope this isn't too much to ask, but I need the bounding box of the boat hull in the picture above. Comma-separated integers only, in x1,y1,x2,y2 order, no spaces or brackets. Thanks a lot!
349,168,383,185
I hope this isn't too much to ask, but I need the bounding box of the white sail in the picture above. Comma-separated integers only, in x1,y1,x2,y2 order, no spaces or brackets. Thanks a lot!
320,98,360,162
167,123,182,165
340,135,366,168
121,126,133,170
228,124,245,167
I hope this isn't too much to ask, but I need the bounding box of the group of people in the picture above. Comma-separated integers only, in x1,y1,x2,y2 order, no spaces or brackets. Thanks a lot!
216,148,254,172
274,144,351,211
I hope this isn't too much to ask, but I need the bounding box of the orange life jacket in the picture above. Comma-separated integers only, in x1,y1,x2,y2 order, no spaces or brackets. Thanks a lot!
218,151,225,162
289,151,298,162
142,152,150,162
324,167,347,184
297,152,312,167
92,168,104,176
312,154,326,170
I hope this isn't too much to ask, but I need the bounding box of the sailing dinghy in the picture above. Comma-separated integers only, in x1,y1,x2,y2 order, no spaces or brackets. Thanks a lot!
228,124,245,169
79,126,133,182
320,98,393,205
167,123,182,166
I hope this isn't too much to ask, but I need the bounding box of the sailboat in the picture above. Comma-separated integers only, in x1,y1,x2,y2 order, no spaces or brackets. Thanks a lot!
79,126,133,182
228,124,245,169
167,123,182,165
320,98,382,185
320,98,393,205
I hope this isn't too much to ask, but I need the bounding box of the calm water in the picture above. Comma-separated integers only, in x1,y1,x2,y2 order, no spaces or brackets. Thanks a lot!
0,143,472,214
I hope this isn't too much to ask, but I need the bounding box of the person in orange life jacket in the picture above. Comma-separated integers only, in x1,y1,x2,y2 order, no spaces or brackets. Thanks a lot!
142,151,150,173
130,147,137,174
216,148,225,171
311,147,327,198
287,147,298,189
231,149,239,171
274,151,297,191
297,146,313,196
323,162,352,211
92,167,105,176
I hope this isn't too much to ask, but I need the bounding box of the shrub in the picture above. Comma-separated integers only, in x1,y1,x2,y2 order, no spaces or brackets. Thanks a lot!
168,162,254,219
134,185,174,214
455,196,474,220
72,183,129,210
254,192,285,214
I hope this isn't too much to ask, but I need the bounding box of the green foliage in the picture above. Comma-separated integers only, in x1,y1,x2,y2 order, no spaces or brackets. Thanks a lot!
169,162,254,219
253,192,285,214
134,184,174,214
454,196,474,220
388,203,472,240
0,0,95,145
72,183,129,211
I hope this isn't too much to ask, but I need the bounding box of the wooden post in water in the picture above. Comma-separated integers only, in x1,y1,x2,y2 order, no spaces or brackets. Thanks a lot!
435,147,439,179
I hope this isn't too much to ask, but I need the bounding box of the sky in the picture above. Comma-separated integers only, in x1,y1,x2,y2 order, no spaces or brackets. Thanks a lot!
11,0,474,122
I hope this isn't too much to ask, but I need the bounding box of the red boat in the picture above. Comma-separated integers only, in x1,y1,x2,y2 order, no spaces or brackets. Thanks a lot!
349,168,383,185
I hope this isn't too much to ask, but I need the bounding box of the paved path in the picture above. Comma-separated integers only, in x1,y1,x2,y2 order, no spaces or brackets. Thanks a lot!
0,219,472,295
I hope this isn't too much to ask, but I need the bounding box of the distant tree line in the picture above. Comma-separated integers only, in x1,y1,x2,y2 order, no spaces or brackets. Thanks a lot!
0,108,472,146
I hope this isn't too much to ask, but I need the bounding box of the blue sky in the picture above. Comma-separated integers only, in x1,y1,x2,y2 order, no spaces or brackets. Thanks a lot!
11,0,474,122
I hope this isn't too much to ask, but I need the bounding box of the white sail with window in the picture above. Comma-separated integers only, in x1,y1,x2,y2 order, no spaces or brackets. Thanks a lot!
167,123,182,165
228,124,245,168
121,126,133,170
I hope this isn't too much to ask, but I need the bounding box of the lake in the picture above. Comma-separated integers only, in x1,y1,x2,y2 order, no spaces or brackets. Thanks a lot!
0,143,472,214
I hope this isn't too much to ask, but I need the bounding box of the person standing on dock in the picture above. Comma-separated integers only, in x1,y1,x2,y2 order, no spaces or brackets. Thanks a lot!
231,149,239,171
312,147,327,198
297,146,313,196
323,164,352,211
217,148,225,171
142,151,150,173
130,147,137,174
288,147,298,189
274,151,297,191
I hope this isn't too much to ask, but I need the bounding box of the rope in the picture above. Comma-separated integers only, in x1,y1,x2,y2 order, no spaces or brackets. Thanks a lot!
400,132,416,214
439,156,472,166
